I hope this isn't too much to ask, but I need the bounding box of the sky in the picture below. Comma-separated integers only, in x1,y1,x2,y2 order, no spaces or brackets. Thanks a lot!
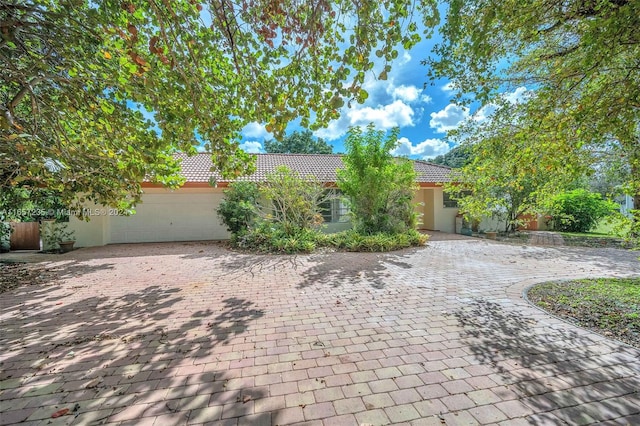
237,32,469,159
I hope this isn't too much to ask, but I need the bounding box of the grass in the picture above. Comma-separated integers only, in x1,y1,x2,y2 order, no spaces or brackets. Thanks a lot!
527,278,640,348
558,231,618,238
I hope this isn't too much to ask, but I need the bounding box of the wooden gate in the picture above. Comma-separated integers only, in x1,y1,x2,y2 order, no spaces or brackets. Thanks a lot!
10,222,41,250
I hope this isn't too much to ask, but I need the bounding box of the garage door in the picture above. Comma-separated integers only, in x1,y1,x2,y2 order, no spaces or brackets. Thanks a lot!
110,192,229,243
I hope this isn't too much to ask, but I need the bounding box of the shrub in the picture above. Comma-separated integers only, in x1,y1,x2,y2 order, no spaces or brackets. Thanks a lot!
337,125,419,235
0,222,11,252
236,222,320,254
217,181,260,235
326,229,428,252
260,166,328,235
548,189,617,233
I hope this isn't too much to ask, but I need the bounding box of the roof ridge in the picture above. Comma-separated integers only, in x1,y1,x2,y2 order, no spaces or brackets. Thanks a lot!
413,159,453,170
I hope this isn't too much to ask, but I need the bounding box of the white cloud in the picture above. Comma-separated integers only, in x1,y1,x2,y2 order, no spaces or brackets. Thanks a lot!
349,100,415,129
314,115,351,141
441,82,457,93
392,137,450,159
503,86,529,104
239,141,263,153
473,104,498,122
391,85,420,103
429,104,470,133
315,100,415,140
472,86,531,122
388,84,432,105
400,51,412,65
241,122,272,139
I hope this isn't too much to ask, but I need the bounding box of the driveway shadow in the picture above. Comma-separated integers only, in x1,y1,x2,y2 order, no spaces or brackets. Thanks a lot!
454,299,640,424
0,278,265,424
297,250,415,290
512,246,640,275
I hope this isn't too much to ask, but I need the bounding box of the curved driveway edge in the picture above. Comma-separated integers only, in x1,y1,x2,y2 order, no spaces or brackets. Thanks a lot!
1,239,638,425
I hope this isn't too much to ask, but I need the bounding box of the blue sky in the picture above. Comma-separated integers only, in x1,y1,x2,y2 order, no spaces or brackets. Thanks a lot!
236,18,531,160
237,32,472,159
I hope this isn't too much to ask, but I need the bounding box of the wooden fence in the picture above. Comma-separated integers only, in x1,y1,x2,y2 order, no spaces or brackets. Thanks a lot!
10,222,40,250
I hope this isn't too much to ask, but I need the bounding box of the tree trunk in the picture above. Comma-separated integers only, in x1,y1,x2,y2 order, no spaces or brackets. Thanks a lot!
629,149,640,240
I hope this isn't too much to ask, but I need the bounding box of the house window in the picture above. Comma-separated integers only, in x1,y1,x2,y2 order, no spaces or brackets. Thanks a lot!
320,190,349,223
443,192,458,208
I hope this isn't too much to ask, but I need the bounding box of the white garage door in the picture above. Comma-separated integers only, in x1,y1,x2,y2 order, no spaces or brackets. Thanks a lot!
110,192,229,243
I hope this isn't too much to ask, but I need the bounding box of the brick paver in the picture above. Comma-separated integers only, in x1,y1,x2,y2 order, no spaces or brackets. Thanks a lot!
1,237,639,425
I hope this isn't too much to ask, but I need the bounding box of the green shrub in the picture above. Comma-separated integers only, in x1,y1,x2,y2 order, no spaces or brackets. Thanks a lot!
337,125,419,235
217,181,260,235
548,189,617,233
326,229,428,252
0,222,11,253
235,222,320,254
234,226,428,254
260,166,328,235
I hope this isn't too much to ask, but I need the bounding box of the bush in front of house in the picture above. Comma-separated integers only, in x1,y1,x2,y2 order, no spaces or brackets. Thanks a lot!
222,166,329,253
235,222,320,254
325,229,428,252
258,166,328,235
548,189,618,233
217,181,261,236
337,125,419,235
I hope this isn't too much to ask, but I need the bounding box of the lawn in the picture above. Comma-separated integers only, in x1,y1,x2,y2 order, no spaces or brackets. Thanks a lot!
527,278,640,348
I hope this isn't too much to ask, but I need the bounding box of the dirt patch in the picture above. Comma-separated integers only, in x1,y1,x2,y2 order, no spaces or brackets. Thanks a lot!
527,278,640,349
0,262,59,294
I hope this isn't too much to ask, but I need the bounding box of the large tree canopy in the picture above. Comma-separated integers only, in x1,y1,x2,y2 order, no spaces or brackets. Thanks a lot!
1,0,435,210
264,130,333,154
429,0,640,231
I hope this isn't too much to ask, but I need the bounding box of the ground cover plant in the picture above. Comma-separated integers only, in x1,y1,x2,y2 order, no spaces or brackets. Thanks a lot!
527,278,640,348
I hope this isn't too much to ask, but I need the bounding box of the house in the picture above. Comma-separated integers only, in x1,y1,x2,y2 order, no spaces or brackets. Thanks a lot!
69,153,457,247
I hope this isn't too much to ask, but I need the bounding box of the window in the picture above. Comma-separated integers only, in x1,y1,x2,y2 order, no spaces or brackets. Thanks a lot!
320,190,350,223
443,192,458,208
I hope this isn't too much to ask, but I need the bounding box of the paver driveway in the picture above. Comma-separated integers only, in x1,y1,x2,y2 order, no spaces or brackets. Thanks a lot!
1,237,639,425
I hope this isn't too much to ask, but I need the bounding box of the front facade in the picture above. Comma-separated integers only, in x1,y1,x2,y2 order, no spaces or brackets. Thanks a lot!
69,153,458,247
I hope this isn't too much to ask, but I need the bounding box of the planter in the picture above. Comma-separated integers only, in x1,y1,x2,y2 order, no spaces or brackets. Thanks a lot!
460,227,473,236
486,231,497,240
58,240,75,253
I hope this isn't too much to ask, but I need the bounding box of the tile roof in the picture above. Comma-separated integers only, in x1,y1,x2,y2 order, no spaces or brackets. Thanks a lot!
175,153,452,184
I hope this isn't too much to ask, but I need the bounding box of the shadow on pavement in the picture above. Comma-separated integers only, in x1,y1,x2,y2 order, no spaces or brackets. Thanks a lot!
297,250,414,290
453,299,640,424
0,277,265,424
511,246,640,275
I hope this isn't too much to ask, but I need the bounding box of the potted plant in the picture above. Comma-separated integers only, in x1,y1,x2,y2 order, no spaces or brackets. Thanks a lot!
485,230,498,240
43,223,76,253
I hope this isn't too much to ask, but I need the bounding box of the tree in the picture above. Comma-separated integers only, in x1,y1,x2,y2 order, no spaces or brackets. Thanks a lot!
430,144,472,168
264,130,333,154
260,166,328,235
445,101,585,232
1,0,435,211
338,125,418,235
428,0,640,235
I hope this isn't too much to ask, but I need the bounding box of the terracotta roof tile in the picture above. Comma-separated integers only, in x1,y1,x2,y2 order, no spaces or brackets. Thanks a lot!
175,153,452,184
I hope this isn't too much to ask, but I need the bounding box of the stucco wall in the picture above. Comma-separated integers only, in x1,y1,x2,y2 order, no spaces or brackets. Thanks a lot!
69,185,456,247
432,186,458,233
68,187,228,247
415,187,458,233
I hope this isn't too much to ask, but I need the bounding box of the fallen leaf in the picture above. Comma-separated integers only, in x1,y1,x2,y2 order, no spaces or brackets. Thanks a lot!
51,408,69,418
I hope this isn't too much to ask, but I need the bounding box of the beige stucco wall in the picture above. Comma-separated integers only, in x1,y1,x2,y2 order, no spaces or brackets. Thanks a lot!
68,201,111,247
69,185,457,247
68,187,228,247
415,187,458,233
